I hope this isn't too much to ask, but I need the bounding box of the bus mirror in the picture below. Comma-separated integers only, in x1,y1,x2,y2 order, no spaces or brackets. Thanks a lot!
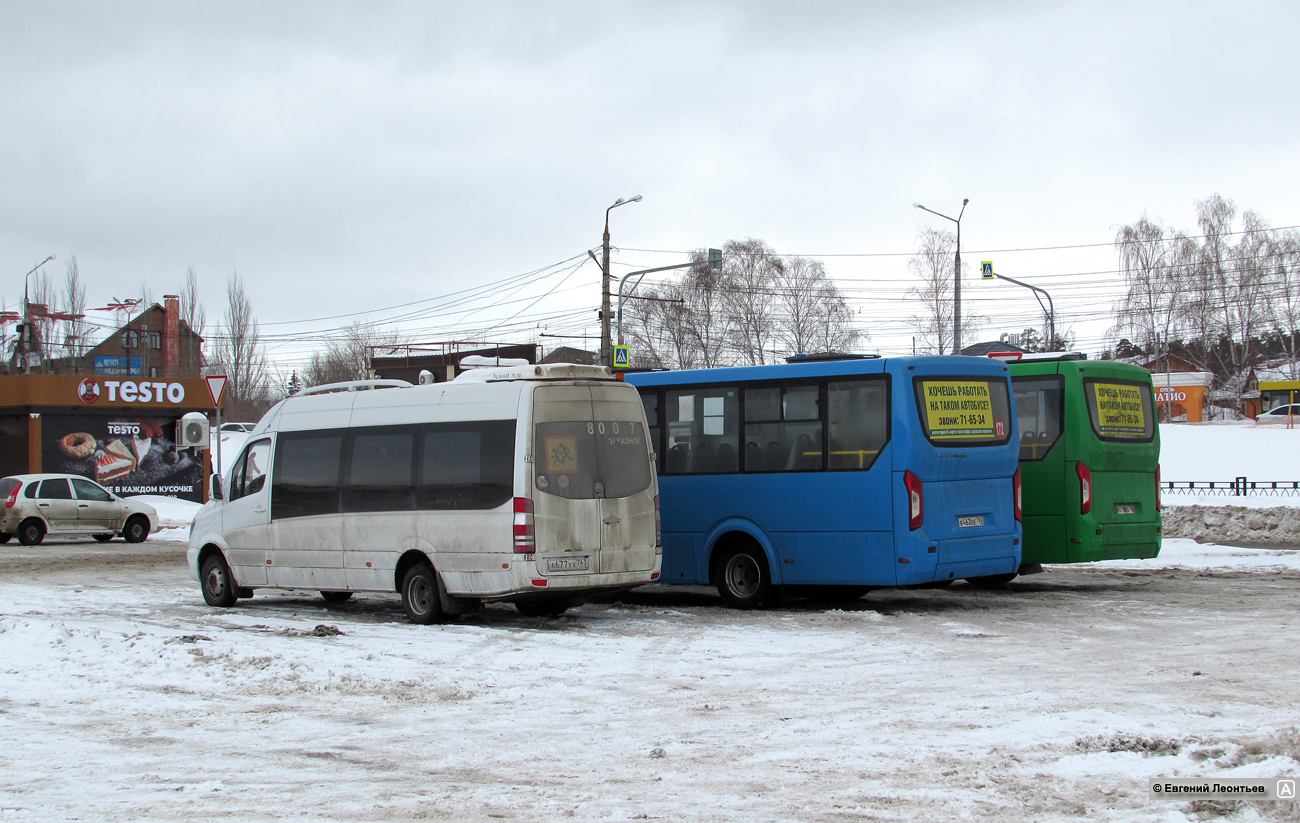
211,474,224,501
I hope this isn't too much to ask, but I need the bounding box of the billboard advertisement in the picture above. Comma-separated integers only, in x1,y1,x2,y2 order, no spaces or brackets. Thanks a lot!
41,414,204,503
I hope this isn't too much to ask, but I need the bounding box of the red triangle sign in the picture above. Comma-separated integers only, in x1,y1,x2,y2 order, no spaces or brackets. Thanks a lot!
205,375,228,407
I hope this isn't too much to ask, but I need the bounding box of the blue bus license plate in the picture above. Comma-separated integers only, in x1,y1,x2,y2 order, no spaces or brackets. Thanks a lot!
546,556,591,572
957,515,985,528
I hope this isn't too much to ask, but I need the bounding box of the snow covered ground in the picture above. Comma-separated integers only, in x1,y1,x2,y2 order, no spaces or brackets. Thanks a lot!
1,537,1297,822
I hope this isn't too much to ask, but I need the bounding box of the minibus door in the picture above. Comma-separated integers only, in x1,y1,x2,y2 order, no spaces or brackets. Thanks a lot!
590,386,657,574
531,386,603,577
222,437,273,586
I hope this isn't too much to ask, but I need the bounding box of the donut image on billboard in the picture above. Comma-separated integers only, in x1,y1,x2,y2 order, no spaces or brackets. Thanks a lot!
78,378,100,404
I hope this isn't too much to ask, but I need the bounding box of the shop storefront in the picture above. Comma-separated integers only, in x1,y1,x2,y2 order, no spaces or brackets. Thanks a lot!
1150,371,1213,422
0,374,220,503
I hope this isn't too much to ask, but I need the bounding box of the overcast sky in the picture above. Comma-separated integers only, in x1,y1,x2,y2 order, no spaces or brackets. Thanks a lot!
3,1,1297,365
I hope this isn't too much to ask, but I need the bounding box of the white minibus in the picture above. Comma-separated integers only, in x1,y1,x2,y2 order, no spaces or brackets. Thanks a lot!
187,364,662,622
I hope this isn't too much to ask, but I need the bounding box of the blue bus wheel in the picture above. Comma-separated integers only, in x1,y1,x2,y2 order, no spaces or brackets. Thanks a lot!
716,543,777,609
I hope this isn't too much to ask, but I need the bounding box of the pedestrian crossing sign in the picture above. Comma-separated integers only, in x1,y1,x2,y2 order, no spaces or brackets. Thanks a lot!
613,345,630,368
981,261,994,279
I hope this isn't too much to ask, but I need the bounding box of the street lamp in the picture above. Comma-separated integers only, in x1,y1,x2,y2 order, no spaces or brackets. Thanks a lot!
984,268,1056,349
616,248,723,347
601,195,642,367
913,199,968,354
18,255,55,372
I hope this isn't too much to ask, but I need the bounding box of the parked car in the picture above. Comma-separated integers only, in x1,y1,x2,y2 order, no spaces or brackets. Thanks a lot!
212,422,257,473
1256,404,1300,425
0,474,159,545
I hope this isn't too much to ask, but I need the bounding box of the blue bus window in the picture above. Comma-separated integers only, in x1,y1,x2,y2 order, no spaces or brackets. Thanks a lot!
743,385,823,472
642,392,660,468
666,388,738,473
828,379,888,470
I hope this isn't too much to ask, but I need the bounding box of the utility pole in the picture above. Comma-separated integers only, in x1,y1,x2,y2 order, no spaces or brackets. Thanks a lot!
600,196,641,366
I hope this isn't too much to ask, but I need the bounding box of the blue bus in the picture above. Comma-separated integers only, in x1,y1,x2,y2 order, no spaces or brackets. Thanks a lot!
625,355,1023,608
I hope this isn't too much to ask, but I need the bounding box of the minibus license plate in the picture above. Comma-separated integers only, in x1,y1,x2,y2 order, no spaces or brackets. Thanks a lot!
958,515,984,528
1115,504,1136,515
546,556,591,573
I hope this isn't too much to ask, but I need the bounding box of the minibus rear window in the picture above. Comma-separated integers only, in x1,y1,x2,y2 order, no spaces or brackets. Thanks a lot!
1083,378,1155,442
535,420,653,500
912,376,1013,447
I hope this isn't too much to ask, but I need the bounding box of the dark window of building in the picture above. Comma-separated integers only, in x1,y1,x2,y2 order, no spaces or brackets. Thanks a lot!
123,330,138,348
147,331,162,349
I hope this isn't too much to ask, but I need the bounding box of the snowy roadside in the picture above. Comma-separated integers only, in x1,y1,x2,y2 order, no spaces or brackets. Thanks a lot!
2,538,1298,822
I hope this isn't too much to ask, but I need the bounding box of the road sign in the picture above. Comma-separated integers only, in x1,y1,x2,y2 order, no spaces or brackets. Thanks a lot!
204,374,228,407
981,261,994,279
613,345,630,368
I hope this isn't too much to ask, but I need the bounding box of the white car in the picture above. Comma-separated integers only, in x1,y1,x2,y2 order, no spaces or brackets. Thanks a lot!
1256,404,1300,425
0,473,160,545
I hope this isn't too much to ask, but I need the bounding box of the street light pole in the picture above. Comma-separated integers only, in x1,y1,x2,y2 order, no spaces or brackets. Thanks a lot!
986,271,1056,347
601,195,642,366
18,255,56,372
913,199,968,354
616,249,722,346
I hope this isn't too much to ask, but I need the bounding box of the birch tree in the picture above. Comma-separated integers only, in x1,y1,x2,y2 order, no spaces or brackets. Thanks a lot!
906,227,980,354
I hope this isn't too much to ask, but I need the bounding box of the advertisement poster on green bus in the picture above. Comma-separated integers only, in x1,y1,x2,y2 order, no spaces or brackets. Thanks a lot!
1091,382,1148,437
919,380,1001,440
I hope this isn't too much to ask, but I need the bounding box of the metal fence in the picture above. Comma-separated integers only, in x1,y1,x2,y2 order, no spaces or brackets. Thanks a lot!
1164,478,1300,497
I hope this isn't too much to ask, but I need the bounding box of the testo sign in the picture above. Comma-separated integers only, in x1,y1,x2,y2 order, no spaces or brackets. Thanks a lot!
81,379,187,405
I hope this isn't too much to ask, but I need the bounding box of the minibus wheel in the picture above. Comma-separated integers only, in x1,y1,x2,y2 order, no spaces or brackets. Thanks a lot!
320,591,353,603
965,573,1018,588
401,563,443,624
200,554,238,607
717,543,777,609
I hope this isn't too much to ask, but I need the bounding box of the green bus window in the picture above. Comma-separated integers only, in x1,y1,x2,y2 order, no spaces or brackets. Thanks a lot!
1084,379,1155,442
1011,375,1064,461
828,379,889,470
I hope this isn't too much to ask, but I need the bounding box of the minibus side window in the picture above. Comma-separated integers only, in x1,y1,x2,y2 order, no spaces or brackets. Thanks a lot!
417,420,514,510
273,434,343,519
345,431,415,512
827,379,889,470
1012,375,1064,460
663,388,739,474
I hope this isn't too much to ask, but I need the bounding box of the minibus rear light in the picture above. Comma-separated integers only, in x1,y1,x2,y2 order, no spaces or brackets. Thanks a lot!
1156,464,1162,511
654,494,662,549
1077,462,1092,514
1013,467,1022,521
513,497,535,553
904,470,923,530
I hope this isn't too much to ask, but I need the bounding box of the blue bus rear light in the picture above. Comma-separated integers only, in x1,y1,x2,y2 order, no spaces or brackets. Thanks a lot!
904,470,923,530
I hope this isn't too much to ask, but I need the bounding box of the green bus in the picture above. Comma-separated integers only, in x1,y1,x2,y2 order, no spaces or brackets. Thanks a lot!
1007,355,1162,567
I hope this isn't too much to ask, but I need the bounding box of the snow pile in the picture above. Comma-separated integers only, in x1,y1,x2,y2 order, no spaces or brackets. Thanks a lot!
1162,505,1300,545
124,491,201,530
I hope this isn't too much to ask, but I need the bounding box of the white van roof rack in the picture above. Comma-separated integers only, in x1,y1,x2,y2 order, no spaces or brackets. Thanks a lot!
453,363,614,383
295,379,413,396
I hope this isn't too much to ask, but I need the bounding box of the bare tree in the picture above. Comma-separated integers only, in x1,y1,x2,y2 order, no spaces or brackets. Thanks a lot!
773,254,862,356
301,321,401,388
61,257,90,360
208,272,270,420
722,239,781,365
906,227,980,354
1113,215,1186,358
1269,228,1300,378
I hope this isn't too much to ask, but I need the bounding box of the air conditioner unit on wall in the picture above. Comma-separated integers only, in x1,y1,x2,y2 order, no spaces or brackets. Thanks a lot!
177,412,210,449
